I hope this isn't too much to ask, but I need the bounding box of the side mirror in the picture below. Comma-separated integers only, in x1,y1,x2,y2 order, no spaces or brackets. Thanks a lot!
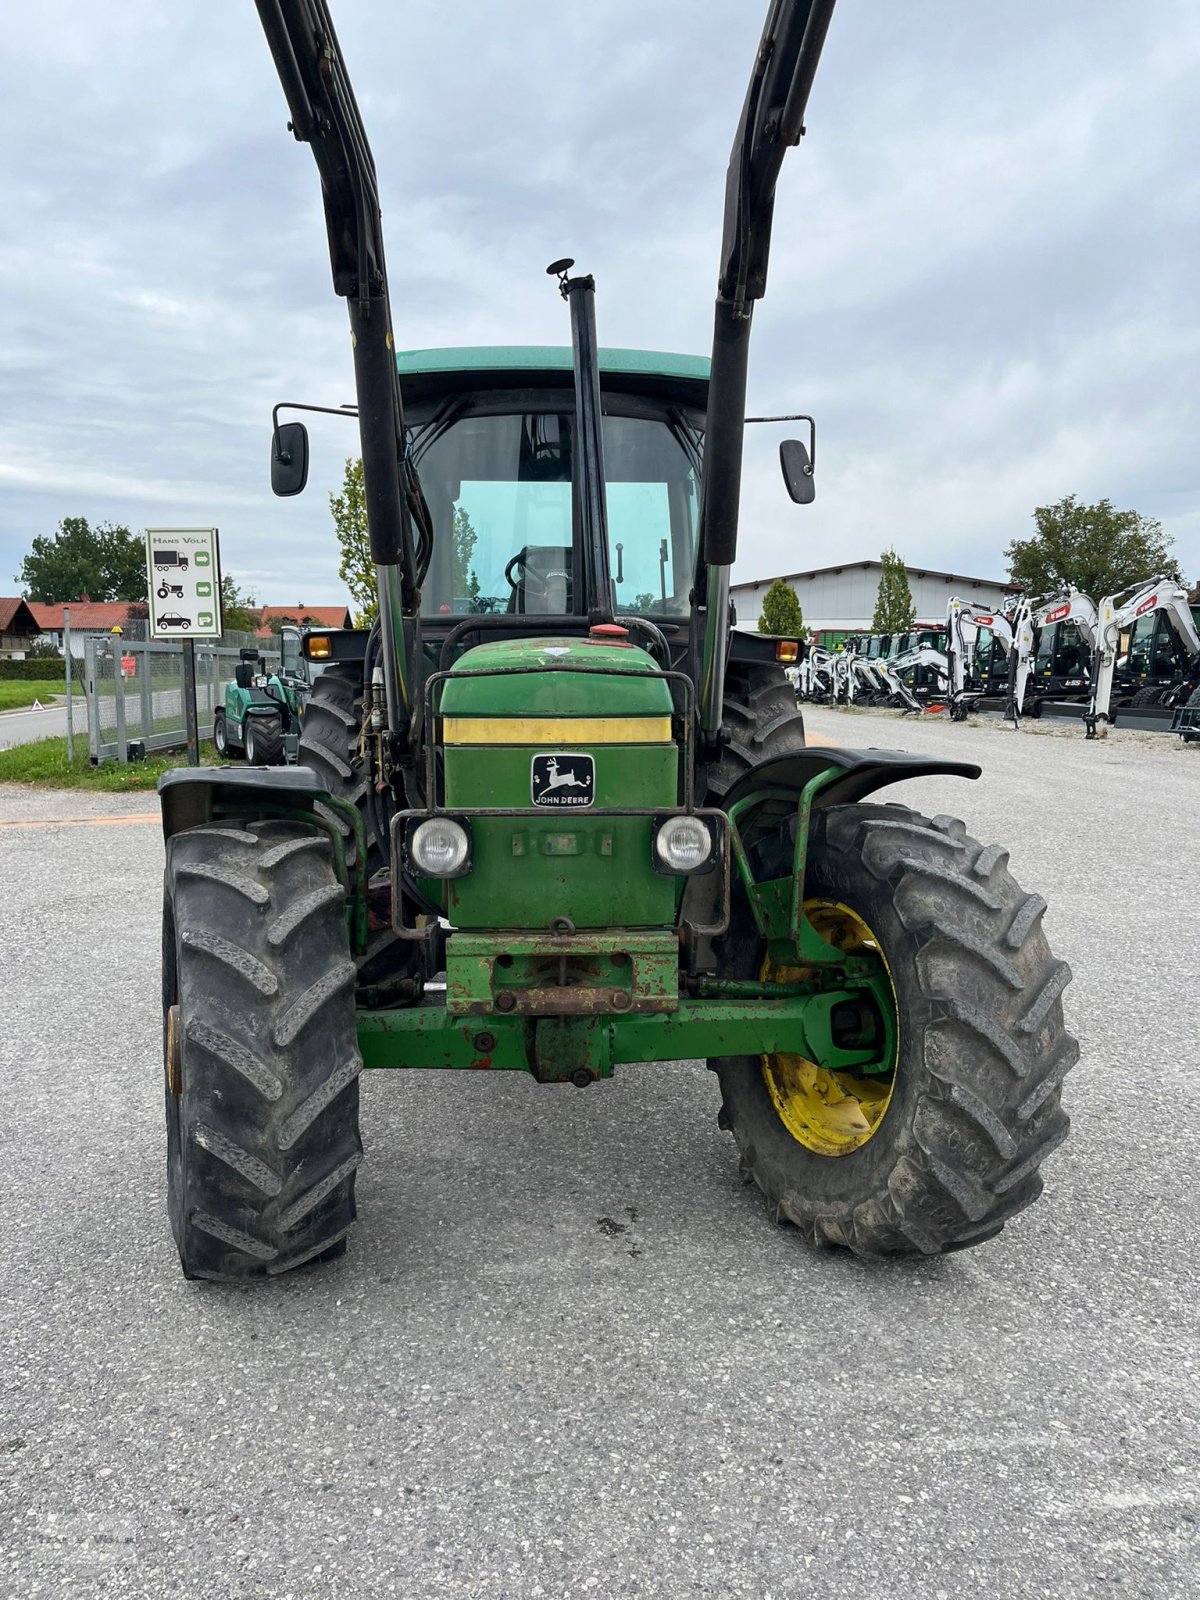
271,421,310,497
779,438,815,505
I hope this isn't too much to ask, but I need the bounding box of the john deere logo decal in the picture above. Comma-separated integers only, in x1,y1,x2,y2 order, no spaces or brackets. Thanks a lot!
531,753,595,808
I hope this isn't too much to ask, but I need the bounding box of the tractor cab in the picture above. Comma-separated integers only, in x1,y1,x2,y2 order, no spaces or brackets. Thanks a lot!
400,347,705,639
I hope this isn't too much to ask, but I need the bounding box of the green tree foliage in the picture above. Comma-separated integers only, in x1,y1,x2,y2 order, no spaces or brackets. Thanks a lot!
329,457,376,626
17,516,147,603
220,575,260,635
871,549,917,632
452,505,480,603
757,578,807,637
1005,495,1183,598
331,457,482,622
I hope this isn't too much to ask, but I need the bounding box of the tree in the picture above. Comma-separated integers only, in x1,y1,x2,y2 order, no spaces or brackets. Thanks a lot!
1005,495,1184,598
220,575,260,635
871,548,916,633
757,578,807,637
17,516,147,603
331,456,483,623
329,457,376,626
452,505,480,603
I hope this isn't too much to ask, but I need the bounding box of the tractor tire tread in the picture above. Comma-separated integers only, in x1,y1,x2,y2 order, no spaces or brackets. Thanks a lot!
297,665,384,877
711,800,1077,1257
164,820,362,1280
246,715,285,766
705,663,807,801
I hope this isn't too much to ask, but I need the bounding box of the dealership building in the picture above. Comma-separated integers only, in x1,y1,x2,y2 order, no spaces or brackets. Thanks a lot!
731,560,1020,635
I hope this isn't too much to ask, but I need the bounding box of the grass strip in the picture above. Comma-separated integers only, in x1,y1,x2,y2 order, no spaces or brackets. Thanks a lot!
0,736,224,792
0,681,66,712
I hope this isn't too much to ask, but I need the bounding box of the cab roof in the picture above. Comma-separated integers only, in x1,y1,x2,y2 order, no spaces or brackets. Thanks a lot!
396,345,710,411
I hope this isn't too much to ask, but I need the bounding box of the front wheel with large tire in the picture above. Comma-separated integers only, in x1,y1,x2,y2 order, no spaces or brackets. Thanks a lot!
711,801,1078,1257
162,819,363,1280
244,714,284,766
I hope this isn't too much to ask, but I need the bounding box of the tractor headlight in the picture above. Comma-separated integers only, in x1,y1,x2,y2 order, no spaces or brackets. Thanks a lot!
409,817,471,879
653,814,715,875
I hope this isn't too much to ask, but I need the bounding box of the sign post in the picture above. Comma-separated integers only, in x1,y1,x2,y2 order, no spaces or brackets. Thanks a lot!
145,528,223,767
64,605,74,764
181,641,200,766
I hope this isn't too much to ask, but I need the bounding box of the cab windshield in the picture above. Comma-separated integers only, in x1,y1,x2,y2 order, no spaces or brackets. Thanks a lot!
1126,612,1189,679
410,406,700,619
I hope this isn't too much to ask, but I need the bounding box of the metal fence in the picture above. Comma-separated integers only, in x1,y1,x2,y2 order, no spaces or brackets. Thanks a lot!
85,632,281,763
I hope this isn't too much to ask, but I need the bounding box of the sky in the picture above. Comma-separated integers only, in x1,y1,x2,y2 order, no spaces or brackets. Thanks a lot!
1,1,1197,608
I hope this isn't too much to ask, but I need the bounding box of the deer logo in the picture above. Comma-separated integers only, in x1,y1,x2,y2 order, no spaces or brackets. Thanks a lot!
531,752,595,808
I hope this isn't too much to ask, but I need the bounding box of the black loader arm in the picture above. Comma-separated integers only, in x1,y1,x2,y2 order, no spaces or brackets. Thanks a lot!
718,0,837,313
698,0,836,743
701,0,836,571
254,0,418,734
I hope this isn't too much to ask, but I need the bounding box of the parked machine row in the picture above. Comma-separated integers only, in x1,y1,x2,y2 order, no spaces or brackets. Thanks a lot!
792,576,1200,738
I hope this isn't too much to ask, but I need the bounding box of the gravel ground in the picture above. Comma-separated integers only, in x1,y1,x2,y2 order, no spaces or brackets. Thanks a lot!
1,712,1196,1599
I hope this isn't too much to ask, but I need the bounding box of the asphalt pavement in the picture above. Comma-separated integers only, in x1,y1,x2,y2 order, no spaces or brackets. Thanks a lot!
1,708,1197,1599
0,699,73,749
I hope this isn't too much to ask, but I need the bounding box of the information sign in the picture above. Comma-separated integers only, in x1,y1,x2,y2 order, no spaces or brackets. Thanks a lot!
145,528,223,639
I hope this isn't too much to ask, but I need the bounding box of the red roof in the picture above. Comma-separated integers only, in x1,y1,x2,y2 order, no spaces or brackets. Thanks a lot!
257,601,355,627
0,597,42,634
26,601,140,632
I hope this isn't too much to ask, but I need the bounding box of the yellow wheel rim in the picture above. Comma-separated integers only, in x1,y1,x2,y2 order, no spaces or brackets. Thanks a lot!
761,900,898,1157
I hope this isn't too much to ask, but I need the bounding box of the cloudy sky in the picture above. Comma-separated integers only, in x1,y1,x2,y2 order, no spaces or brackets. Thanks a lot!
2,1,1196,607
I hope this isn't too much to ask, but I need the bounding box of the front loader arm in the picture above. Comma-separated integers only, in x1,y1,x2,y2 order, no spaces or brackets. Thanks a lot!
699,0,837,740
254,0,416,738
715,0,838,318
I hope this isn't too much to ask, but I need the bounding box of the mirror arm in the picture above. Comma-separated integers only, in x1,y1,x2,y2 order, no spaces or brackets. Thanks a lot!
745,411,816,473
270,400,359,463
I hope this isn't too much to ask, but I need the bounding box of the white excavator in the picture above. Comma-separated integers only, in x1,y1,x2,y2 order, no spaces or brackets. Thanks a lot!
945,597,1021,721
1010,589,1098,721
790,645,835,702
1083,576,1200,738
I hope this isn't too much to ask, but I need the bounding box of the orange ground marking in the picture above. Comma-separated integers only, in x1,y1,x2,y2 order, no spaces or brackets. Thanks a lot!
0,812,159,831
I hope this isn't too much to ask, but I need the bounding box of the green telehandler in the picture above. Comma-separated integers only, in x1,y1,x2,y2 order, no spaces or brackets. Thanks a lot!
157,0,1077,1280
213,628,310,765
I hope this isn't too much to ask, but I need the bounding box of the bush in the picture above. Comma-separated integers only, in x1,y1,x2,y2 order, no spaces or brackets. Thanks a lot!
0,657,66,680
757,579,807,638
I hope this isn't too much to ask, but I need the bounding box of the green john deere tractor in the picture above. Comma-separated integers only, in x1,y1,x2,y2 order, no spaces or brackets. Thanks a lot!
157,0,1077,1280
213,633,309,766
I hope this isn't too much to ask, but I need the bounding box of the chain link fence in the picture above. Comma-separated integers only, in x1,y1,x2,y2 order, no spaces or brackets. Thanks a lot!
85,632,281,763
